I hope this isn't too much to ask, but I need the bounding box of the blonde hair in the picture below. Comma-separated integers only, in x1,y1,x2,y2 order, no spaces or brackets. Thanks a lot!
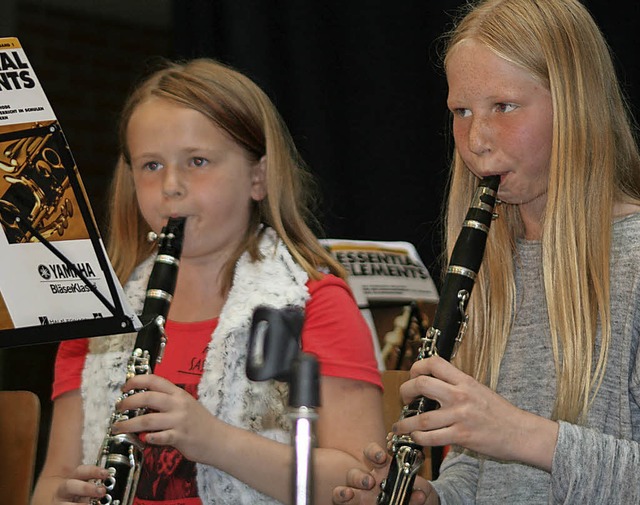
106,58,345,291
443,0,640,421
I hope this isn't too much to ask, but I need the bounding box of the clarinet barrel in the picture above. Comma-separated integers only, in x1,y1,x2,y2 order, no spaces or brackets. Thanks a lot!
92,216,186,505
377,175,500,505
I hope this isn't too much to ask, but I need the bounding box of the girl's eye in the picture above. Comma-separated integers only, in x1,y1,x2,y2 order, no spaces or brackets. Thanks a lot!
496,103,517,113
191,157,208,168
143,161,162,172
453,108,471,118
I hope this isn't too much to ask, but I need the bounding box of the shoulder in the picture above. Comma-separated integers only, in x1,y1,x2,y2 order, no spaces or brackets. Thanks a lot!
303,273,365,329
613,212,640,255
307,273,352,294
611,213,640,314
306,273,358,309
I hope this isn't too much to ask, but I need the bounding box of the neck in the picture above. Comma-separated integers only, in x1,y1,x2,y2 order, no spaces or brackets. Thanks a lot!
613,201,640,218
518,196,547,241
521,213,543,241
168,257,227,322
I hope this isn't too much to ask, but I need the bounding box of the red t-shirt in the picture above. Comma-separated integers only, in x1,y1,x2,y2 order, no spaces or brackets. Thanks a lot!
53,274,381,504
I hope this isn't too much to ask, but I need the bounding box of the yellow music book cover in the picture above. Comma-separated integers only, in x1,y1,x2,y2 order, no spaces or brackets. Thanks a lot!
0,37,140,347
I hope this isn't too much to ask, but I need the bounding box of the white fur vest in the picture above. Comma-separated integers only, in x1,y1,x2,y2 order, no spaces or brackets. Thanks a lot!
82,228,309,504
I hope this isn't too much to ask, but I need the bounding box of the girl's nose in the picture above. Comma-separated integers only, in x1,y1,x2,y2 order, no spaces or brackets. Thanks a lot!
162,166,185,198
468,117,492,156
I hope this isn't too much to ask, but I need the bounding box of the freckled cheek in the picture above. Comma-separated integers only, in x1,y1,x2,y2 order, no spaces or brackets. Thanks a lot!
452,123,471,154
452,119,465,139
520,129,553,171
500,125,546,158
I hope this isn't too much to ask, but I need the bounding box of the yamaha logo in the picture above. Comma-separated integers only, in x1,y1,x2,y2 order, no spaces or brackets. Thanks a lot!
37,262,97,280
38,264,52,279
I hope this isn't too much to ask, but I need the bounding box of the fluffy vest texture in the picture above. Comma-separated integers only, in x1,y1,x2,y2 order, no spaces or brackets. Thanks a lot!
82,228,309,504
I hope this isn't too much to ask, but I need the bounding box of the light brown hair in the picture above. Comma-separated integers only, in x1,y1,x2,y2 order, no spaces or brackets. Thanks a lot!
106,58,345,292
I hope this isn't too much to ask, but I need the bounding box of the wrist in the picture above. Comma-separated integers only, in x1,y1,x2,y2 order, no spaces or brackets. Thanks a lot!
509,411,559,471
191,415,228,466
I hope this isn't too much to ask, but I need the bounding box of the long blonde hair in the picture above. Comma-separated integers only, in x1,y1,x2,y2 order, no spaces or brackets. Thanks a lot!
443,0,640,422
106,58,345,291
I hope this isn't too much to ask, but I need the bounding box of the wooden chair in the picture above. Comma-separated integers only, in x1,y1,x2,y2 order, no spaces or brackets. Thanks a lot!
382,370,432,480
0,390,40,505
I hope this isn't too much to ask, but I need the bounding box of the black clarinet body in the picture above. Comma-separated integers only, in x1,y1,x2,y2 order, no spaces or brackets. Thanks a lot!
92,216,186,505
378,176,500,505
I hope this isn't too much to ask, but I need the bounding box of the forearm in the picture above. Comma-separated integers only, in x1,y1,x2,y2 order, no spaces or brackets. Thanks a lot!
31,391,88,505
196,419,367,504
203,376,384,503
503,409,559,471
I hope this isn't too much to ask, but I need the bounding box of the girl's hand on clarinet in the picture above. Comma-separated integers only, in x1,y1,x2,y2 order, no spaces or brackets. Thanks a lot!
395,356,558,469
332,442,433,505
53,465,108,504
113,374,219,463
332,442,390,505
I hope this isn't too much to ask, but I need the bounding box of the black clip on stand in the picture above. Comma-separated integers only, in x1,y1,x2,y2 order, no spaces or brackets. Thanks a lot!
246,305,320,505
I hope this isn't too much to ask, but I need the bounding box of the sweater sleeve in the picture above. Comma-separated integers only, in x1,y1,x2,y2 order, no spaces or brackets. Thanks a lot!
551,241,640,503
430,447,480,504
551,421,640,502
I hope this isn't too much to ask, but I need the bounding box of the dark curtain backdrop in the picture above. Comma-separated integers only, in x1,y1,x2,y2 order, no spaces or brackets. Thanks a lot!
171,0,640,282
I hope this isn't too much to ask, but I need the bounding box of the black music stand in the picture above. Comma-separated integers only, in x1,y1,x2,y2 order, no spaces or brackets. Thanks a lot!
247,305,320,505
0,123,138,347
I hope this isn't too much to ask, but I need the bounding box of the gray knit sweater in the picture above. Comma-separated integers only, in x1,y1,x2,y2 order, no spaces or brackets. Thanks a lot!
431,212,640,504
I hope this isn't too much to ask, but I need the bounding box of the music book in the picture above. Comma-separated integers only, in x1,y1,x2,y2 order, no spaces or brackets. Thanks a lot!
321,238,439,306
0,37,140,347
321,238,439,370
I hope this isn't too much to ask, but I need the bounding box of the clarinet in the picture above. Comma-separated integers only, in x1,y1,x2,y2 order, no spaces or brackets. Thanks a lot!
92,216,186,505
377,175,500,505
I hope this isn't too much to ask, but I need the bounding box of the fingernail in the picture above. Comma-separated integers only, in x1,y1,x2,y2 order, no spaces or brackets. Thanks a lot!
362,476,370,488
391,424,398,433
375,450,384,462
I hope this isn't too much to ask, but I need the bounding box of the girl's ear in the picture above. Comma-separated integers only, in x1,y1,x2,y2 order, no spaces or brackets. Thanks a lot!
250,155,267,201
